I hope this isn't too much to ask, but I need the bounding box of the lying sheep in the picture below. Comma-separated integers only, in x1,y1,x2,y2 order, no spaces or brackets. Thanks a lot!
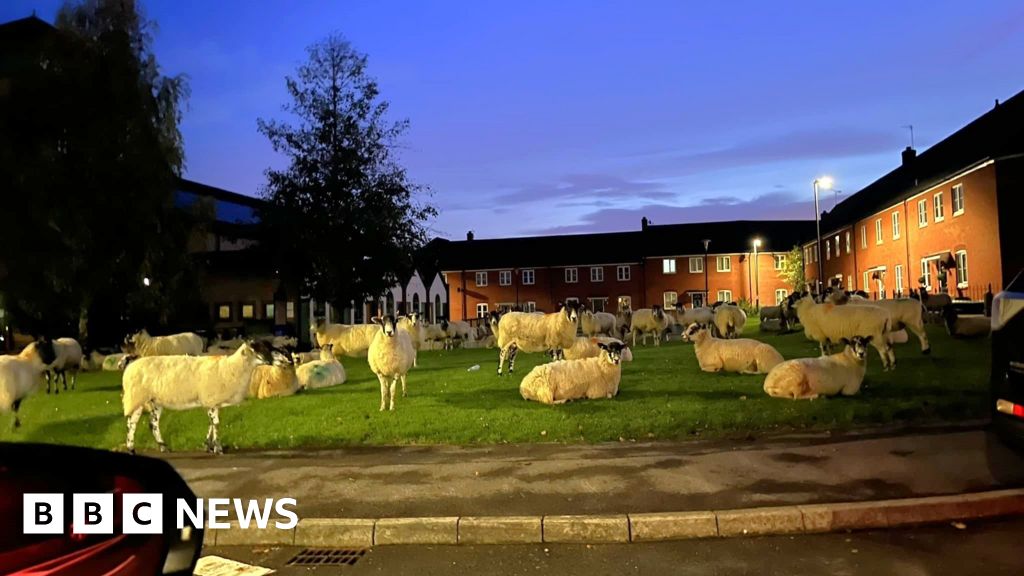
943,306,991,338
520,341,629,405
555,336,634,361
292,349,323,365
368,315,416,411
249,347,299,399
682,323,783,374
827,291,929,354
580,310,617,337
83,350,106,372
713,305,747,339
102,353,128,371
764,336,872,399
125,329,204,357
296,345,347,390
122,341,275,454
1,339,57,428
496,302,580,375
46,337,84,394
792,294,895,370
630,306,672,347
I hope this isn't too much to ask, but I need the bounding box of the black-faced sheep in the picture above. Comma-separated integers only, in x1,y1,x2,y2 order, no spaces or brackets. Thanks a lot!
682,323,783,374
46,337,83,394
1,339,57,428
368,315,416,411
296,345,347,389
792,294,895,370
124,329,204,356
827,292,930,354
764,336,872,399
630,306,672,347
712,304,747,339
580,310,617,337
496,302,580,375
520,341,629,405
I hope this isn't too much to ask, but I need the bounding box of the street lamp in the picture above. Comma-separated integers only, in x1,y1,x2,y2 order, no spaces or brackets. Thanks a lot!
812,176,834,294
702,239,711,308
752,238,762,309
142,277,151,287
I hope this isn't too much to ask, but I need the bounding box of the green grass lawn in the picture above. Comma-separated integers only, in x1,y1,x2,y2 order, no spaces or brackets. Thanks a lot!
0,320,990,452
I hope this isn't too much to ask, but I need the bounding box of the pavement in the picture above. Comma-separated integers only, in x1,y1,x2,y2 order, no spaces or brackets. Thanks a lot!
201,516,1024,575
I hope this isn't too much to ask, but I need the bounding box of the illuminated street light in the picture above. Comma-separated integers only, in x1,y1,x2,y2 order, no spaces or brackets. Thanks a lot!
812,176,834,295
752,238,762,309
143,277,151,287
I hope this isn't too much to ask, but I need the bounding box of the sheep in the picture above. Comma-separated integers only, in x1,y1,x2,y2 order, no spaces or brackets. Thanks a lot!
912,288,953,324
520,341,629,405
943,306,991,338
44,337,84,394
496,302,580,375
673,304,715,327
827,293,930,354
311,320,348,348
324,324,379,358
296,345,347,390
1,339,57,429
792,294,896,370
758,305,790,332
124,329,204,357
102,353,128,371
121,341,275,454
270,335,297,349
764,336,872,400
713,304,747,339
249,363,299,400
580,310,617,337
681,323,784,374
83,350,106,371
292,348,323,365
615,307,633,340
441,319,474,350
368,315,416,411
421,322,448,350
397,313,423,366
630,306,672,347
555,336,634,362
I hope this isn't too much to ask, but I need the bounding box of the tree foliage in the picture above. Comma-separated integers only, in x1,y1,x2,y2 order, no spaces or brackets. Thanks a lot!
780,245,806,292
258,34,435,312
0,0,193,343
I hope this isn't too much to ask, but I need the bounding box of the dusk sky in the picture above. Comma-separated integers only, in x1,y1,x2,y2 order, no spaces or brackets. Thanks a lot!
5,1,1023,239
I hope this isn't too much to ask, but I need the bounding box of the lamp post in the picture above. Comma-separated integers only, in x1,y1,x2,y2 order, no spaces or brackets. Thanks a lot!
812,176,834,295
752,238,761,309
702,239,711,307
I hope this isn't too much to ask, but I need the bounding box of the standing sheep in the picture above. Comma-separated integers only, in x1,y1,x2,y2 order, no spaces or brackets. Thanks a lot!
630,306,672,347
398,313,423,366
615,307,633,340
125,329,204,357
296,345,347,389
828,291,930,354
520,341,630,405
673,304,715,328
580,309,617,337
764,336,872,399
368,315,416,411
1,339,57,428
46,337,84,394
442,319,474,350
713,304,747,339
122,341,275,454
325,324,379,358
681,323,783,374
496,302,580,375
792,294,896,370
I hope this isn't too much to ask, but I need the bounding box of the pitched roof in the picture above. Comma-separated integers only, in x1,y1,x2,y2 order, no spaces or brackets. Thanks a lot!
820,88,1024,233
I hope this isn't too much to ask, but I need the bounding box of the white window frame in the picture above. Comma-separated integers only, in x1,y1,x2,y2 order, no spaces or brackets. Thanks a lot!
497,302,515,313
921,257,938,291
588,297,608,312
875,218,883,245
521,269,535,285
565,267,578,283
894,264,904,296
688,257,703,273
774,288,788,305
863,271,871,292
847,275,854,291
934,192,945,221
860,225,867,249
918,199,928,228
286,301,295,320
663,291,677,309
498,270,512,286
476,303,489,318
590,266,604,282
834,235,840,258
845,231,851,254
565,297,580,306
618,296,632,311
891,211,900,240
952,184,964,216
955,250,968,288
825,240,831,260
663,258,677,274
716,256,731,272
523,301,537,313
616,265,630,281
716,290,732,302
773,254,785,270
475,271,488,287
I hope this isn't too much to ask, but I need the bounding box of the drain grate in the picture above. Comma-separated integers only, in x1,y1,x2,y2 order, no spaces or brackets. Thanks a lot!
286,548,367,567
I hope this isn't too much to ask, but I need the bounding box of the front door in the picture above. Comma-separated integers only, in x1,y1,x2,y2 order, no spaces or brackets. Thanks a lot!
691,293,705,308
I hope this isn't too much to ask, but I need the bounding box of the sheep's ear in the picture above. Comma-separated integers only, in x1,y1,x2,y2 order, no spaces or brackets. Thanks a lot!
597,342,609,351
371,316,382,325
839,338,850,346
864,335,874,343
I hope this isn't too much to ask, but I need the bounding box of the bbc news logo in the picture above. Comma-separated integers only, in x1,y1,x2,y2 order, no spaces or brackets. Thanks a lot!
24,494,299,534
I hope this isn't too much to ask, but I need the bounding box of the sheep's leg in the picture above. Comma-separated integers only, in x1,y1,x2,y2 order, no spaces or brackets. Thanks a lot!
401,374,408,397
497,347,508,376
126,407,143,454
910,324,930,355
205,408,222,454
378,374,389,411
389,376,398,411
45,371,54,395
148,406,167,452
70,367,78,390
508,345,519,374
11,399,22,429
61,370,68,392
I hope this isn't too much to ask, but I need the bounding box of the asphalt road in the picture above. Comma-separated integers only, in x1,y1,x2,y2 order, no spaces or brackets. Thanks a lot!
201,517,1024,576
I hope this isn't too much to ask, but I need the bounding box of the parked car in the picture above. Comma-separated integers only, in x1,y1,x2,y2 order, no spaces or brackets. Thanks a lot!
990,270,1024,451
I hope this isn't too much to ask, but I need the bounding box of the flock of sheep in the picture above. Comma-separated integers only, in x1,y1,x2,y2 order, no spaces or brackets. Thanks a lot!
0,286,990,454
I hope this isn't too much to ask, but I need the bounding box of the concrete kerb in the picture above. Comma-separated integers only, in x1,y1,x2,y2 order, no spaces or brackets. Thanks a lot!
207,488,1024,546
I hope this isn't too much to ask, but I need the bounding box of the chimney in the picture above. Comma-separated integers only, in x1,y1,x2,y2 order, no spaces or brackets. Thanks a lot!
901,146,916,166
641,217,649,231
466,230,474,241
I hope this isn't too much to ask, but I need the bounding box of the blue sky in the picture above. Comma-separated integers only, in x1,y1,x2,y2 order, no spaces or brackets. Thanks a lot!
5,1,1023,239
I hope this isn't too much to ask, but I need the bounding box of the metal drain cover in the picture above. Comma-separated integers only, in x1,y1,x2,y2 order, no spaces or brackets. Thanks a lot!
286,548,367,567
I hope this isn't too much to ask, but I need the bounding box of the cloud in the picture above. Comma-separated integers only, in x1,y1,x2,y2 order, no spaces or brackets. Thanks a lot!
492,173,676,205
531,191,816,235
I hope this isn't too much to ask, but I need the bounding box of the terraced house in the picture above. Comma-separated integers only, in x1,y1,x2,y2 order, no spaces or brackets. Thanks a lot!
804,91,1024,300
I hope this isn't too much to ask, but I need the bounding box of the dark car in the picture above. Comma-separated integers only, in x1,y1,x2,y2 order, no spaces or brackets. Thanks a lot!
991,270,1024,451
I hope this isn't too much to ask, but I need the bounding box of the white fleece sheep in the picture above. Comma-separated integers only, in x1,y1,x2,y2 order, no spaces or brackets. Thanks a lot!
292,348,323,365
520,341,629,405
121,341,274,454
296,346,347,390
630,306,672,347
713,305,747,339
764,336,871,399
126,329,204,357
793,295,895,370
580,310,617,337
828,292,930,354
496,303,581,375
442,319,474,350
674,306,715,328
615,308,633,340
559,336,635,361
1,340,56,428
45,337,83,394
311,320,348,348
398,313,423,366
102,353,128,371
324,324,379,358
421,322,447,350
249,365,299,399
682,323,783,374
368,315,416,411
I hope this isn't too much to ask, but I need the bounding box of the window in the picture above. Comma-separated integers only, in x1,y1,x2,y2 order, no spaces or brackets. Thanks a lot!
774,289,788,305
498,270,512,286
834,235,840,257
842,231,849,254
689,257,703,273
918,199,928,227
522,269,535,285
241,303,255,319
691,292,705,308
934,192,945,221
616,265,630,281
497,302,514,313
217,304,232,321
590,267,604,282
589,297,607,312
475,271,488,287
863,271,871,292
565,297,580,306
565,268,578,283
524,301,536,313
663,291,677,308
434,295,442,322
286,301,295,320
773,255,785,270
921,258,935,290
717,290,732,302
956,251,968,287
894,265,904,296
825,240,831,260
413,293,422,314
952,184,964,215
663,258,677,274
891,211,900,240
476,303,489,318
847,275,854,291
875,219,883,244
860,225,867,249
264,303,275,319
618,296,631,311
716,256,731,272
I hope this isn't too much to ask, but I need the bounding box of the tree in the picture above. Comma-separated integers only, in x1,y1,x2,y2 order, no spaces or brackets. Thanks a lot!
258,34,435,314
780,246,806,292
0,0,192,343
